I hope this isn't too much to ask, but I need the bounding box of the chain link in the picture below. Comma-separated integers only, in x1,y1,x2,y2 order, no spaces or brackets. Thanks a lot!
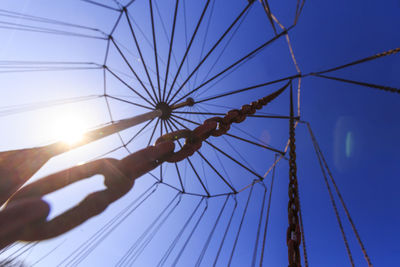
287,83,302,267
156,82,290,161
3,82,289,244
6,141,174,241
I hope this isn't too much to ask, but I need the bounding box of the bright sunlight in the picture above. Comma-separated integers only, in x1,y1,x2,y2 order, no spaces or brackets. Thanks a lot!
50,111,87,145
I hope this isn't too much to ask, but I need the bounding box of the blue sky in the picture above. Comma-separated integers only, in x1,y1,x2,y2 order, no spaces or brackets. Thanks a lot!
0,0,399,266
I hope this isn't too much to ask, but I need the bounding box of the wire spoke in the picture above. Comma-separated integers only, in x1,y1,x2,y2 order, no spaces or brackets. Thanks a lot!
167,1,255,104
164,0,211,102
173,27,292,105
105,67,156,107
148,0,162,102
110,38,158,104
80,0,121,12
124,10,159,102
161,0,180,102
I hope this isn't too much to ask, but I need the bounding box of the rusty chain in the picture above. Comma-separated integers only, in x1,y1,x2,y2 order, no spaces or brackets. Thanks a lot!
156,81,290,162
287,84,302,267
1,81,289,247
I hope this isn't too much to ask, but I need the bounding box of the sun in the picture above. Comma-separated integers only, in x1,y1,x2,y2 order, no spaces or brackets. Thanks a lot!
51,111,87,146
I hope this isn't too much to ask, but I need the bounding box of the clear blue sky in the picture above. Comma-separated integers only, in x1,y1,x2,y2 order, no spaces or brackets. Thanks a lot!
0,0,399,266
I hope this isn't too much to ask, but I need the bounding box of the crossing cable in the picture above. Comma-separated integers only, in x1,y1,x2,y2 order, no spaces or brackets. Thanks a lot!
116,192,181,267
171,199,209,266
305,122,373,267
125,194,183,266
311,73,400,94
307,122,354,266
156,197,204,267
227,182,255,266
260,154,277,266
213,196,238,267
312,47,400,75
195,195,231,267
59,183,159,267
251,182,268,267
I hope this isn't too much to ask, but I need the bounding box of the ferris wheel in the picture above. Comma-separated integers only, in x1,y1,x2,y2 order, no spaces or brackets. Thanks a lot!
0,0,399,266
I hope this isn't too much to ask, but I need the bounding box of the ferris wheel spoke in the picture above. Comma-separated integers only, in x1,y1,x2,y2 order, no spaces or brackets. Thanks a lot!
172,26,292,105
148,0,162,102
146,118,160,147
191,0,217,94
164,0,211,103
154,0,188,90
79,0,122,12
124,10,158,102
205,140,263,181
195,150,236,193
193,4,251,94
173,110,294,120
125,118,156,147
161,0,180,103
110,38,158,104
105,68,156,107
166,1,254,104
225,133,284,155
105,95,153,110
181,0,192,93
221,135,258,174
195,77,294,104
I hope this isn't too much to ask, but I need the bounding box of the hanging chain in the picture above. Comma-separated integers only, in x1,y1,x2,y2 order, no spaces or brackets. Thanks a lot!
287,83,302,267
156,81,290,162
2,82,289,246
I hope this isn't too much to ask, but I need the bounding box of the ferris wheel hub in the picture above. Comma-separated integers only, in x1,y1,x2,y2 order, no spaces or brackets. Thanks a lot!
156,102,172,120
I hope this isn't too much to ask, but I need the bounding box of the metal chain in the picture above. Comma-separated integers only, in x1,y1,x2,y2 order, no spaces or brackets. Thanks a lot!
156,81,290,162
2,82,289,246
287,84,302,267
